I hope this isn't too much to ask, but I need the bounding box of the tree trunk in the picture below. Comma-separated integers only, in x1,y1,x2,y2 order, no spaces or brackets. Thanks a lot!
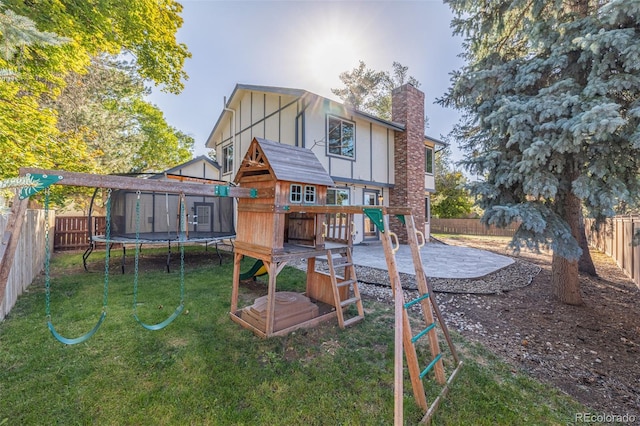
578,209,597,276
552,190,584,305
552,254,582,305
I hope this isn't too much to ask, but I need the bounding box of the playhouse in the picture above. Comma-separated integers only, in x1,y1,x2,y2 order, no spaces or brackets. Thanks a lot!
230,138,364,338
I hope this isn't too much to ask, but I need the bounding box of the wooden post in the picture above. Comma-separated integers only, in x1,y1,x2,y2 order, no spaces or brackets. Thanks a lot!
379,223,405,424
230,252,242,312
379,214,429,423
265,261,277,335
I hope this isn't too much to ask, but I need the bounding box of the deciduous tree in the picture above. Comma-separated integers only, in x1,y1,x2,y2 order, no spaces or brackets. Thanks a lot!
0,1,192,184
432,146,473,218
332,61,420,120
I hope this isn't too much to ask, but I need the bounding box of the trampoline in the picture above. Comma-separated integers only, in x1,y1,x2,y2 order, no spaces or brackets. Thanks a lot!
83,187,236,272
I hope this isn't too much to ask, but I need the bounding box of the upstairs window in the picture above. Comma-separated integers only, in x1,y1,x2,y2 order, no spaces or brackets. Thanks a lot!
290,184,302,203
425,146,434,175
223,144,234,174
327,115,355,159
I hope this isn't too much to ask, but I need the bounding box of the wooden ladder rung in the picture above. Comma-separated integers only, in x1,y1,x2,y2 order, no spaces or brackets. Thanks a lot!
404,293,430,309
340,296,361,307
333,261,353,268
411,322,437,344
336,279,356,288
342,316,364,327
420,353,443,379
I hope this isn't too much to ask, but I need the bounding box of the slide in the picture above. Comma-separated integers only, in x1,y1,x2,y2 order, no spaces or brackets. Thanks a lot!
240,259,268,280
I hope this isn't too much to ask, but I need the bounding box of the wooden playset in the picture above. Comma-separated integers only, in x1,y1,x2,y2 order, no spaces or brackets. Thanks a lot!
1,138,462,423
229,137,364,337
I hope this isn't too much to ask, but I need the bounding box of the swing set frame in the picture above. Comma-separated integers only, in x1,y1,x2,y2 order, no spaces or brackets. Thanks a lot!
3,167,267,345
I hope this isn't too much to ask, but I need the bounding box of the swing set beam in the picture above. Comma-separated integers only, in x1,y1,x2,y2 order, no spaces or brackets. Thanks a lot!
19,168,270,199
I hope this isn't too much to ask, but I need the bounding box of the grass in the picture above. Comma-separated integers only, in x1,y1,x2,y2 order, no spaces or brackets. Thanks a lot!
0,247,587,425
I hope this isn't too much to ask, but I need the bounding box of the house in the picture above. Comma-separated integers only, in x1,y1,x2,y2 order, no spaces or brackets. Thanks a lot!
205,83,446,244
158,155,222,183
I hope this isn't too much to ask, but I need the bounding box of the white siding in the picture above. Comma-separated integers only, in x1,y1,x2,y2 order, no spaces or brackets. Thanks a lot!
425,174,436,192
372,129,390,183
171,161,220,180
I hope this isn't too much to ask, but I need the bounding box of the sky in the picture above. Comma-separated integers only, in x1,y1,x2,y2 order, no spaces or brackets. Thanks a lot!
148,0,466,162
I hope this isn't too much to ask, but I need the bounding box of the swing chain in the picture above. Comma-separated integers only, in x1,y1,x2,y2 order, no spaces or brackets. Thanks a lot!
44,188,52,322
102,189,112,314
133,190,141,315
179,194,185,303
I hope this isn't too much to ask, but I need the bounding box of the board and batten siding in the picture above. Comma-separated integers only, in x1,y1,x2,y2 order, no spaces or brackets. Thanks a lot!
213,89,395,188
301,102,394,186
167,161,219,181
1,210,52,321
212,90,300,180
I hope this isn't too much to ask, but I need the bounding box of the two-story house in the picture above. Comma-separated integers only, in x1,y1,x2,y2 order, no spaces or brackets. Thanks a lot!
205,83,445,244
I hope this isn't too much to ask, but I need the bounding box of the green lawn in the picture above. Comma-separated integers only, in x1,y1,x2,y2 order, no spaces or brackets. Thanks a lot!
0,247,586,425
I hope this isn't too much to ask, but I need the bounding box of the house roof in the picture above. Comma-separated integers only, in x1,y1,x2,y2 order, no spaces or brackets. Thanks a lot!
163,155,221,173
425,135,448,147
147,155,222,183
234,137,334,187
207,83,449,148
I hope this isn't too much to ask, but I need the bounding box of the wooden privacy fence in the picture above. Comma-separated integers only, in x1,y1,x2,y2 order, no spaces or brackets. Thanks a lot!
430,218,519,237
585,215,640,288
0,210,52,321
54,216,105,251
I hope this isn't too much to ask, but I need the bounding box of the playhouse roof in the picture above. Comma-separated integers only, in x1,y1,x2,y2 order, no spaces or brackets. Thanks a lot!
234,138,334,187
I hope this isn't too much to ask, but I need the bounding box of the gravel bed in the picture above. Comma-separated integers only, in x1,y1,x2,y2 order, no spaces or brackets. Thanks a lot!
293,257,540,295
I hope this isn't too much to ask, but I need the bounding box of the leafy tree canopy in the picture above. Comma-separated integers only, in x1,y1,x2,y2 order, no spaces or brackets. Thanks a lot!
51,56,193,175
432,145,474,218
2,0,190,93
332,61,420,120
440,0,640,304
0,2,192,185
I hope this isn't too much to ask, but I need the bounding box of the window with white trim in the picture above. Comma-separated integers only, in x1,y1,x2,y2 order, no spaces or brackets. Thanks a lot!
425,146,434,175
327,188,350,206
327,115,355,159
223,144,234,174
290,184,302,203
304,185,316,203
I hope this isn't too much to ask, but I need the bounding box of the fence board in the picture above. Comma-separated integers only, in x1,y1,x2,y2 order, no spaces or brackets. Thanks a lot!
585,216,639,288
1,210,51,321
54,216,105,251
433,216,639,289
430,218,519,237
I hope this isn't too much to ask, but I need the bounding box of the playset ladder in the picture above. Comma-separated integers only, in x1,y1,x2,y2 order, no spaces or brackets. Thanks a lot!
366,208,462,425
326,248,364,328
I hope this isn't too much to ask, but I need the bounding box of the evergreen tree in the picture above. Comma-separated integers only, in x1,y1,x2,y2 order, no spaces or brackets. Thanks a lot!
440,0,640,304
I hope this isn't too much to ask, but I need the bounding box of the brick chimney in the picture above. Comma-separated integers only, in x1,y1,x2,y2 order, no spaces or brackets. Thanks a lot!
390,84,425,243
